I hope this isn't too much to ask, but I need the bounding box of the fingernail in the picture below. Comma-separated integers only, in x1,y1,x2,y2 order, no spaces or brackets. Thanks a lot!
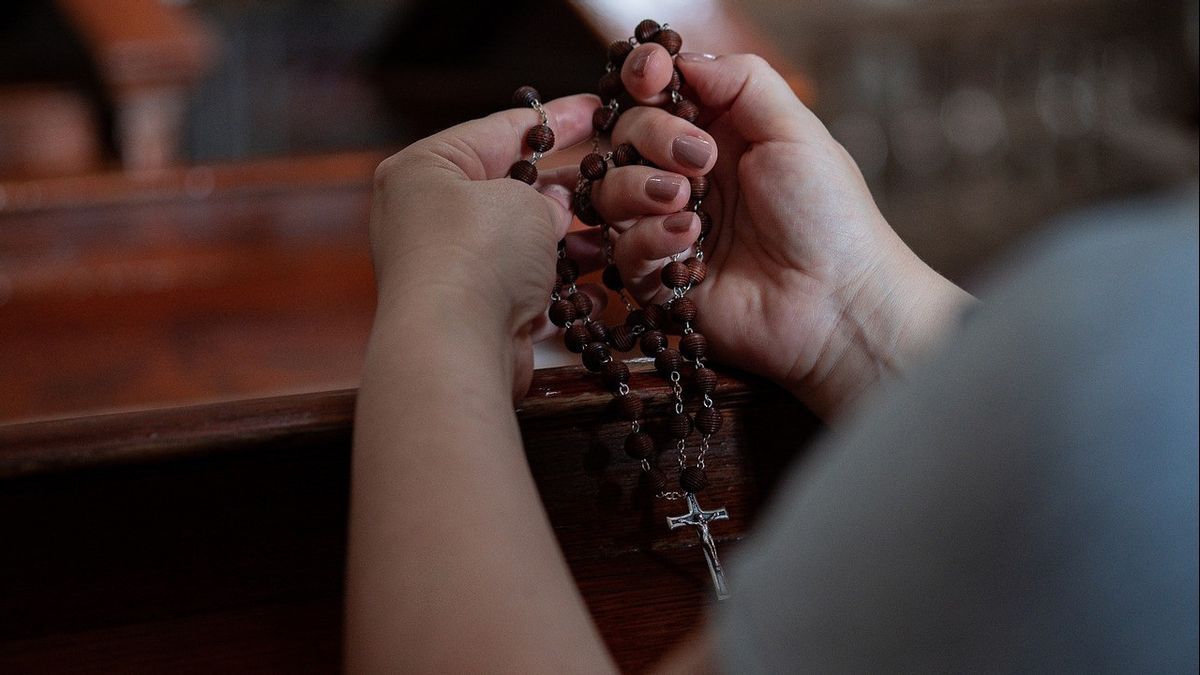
664,212,695,233
677,52,717,62
645,174,684,202
672,136,713,169
631,48,653,76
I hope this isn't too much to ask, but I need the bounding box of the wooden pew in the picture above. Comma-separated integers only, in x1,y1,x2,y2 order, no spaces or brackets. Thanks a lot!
0,367,817,673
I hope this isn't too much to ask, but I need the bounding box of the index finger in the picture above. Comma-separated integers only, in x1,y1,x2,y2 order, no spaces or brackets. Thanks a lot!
409,93,601,181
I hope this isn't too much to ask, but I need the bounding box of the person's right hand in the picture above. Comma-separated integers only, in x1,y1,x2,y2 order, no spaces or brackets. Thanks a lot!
589,47,975,420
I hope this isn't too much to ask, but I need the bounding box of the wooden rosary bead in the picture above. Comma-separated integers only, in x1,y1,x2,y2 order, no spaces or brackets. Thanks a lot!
695,406,723,435
588,320,610,343
564,323,591,353
694,367,718,394
593,106,618,133
612,143,641,167
661,261,691,289
556,257,579,283
671,99,700,123
625,309,646,328
607,39,634,67
598,70,624,99
615,392,643,420
508,159,537,184
655,347,682,376
670,296,698,323
568,291,593,317
689,175,709,200
624,431,655,460
580,153,607,181
667,412,693,439
684,256,708,285
608,324,638,352
697,208,713,237
601,359,631,389
602,264,624,291
654,28,682,55
680,332,708,360
526,124,555,153
668,68,684,92
549,299,577,326
640,329,667,357
582,341,610,372
643,303,669,330
634,19,661,43
643,466,668,494
512,85,540,108
573,188,604,226
680,466,709,493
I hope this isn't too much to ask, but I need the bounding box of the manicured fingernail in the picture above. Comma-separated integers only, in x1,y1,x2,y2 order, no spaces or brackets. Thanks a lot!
677,52,717,62
672,136,713,169
645,174,684,202
631,48,653,76
664,212,695,233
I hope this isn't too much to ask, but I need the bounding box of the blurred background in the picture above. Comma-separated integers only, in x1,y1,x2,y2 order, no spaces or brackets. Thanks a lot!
0,0,1196,423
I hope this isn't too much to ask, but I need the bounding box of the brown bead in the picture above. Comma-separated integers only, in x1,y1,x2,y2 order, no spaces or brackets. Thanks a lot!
580,153,607,181
668,68,684,92
512,85,540,108
667,412,693,439
680,466,709,493
609,324,638,352
573,187,604,226
643,466,668,494
654,28,682,55
568,291,593,317
694,367,718,394
684,256,708,285
624,431,655,460
549,299,577,326
598,71,623,99
680,332,708,360
526,124,555,153
588,320,610,343
655,348,682,376
695,406,723,435
697,208,713,237
672,99,700,123
670,296,698,323
612,143,641,167
634,19,661,43
640,329,667,357
564,323,591,353
615,392,643,420
582,341,610,372
661,261,690,289
593,106,618,133
643,303,669,330
601,359,630,389
689,175,709,200
608,39,634,66
556,257,579,283
508,160,537,184
602,264,623,291
625,309,646,328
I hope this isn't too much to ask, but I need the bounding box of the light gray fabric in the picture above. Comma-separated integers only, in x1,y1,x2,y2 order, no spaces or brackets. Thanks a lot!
717,187,1199,674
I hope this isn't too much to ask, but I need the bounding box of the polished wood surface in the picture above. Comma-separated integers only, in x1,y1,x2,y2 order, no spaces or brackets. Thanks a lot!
0,366,818,673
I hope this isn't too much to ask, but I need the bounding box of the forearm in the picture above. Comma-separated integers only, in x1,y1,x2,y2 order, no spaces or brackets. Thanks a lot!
344,293,616,673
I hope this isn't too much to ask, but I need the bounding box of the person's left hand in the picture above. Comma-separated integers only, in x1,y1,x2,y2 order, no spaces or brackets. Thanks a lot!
369,93,604,398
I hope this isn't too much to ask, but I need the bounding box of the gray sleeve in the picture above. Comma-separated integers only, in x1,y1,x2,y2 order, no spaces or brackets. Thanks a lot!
716,191,1199,674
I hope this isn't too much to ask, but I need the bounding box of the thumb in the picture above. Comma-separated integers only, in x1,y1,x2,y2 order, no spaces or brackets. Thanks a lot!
675,53,819,144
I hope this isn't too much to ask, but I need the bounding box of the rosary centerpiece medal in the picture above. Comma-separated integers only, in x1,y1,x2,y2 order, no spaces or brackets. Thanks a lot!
507,19,730,601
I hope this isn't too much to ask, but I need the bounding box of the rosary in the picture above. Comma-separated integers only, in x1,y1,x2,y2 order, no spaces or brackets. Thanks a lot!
507,20,730,600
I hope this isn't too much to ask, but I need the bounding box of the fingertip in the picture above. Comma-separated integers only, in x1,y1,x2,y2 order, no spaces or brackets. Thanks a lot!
621,43,673,102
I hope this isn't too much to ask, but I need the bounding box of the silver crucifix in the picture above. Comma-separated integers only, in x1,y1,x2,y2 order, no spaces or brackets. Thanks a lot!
667,492,731,600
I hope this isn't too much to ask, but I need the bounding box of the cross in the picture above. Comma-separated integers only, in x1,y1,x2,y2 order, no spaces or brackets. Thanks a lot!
667,492,731,600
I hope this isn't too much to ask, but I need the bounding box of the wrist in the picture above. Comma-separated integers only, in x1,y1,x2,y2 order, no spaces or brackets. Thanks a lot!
788,241,975,420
